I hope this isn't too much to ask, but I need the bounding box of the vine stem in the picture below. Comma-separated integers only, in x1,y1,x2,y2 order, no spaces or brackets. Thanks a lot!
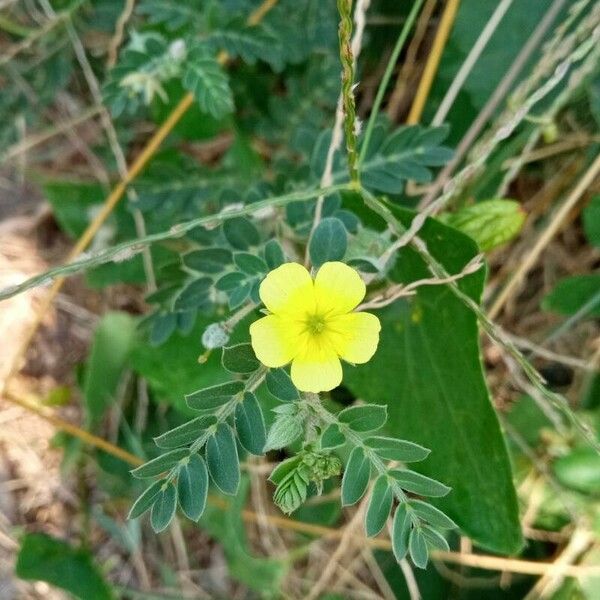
357,0,425,167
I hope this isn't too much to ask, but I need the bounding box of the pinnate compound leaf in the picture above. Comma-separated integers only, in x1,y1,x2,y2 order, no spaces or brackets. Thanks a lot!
365,475,393,537
206,423,240,495
341,447,371,506
178,454,208,521
235,392,267,455
186,380,244,411
182,44,233,119
338,404,387,432
131,449,188,479
151,483,177,533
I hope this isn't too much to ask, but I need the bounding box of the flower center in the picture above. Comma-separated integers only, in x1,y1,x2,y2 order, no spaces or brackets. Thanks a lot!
305,313,327,335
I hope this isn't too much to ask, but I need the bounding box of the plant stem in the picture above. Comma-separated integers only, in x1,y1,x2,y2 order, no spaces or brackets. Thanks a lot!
337,0,360,187
358,0,425,166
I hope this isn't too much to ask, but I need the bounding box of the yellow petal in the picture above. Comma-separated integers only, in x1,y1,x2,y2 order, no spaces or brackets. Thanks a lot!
314,262,366,316
250,315,300,368
327,311,381,364
259,262,315,316
290,337,342,393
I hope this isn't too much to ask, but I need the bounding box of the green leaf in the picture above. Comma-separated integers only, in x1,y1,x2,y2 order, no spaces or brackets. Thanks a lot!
154,415,217,449
553,447,600,496
235,392,267,455
321,424,346,449
183,248,232,273
389,469,450,498
216,271,248,291
174,277,212,310
441,199,526,251
365,475,393,537
222,343,260,374
341,447,371,506
265,412,303,451
583,195,600,247
421,526,450,552
265,368,299,401
391,504,411,562
83,312,136,425
150,312,177,346
264,239,286,269
206,423,240,495
151,482,178,533
223,217,260,249
344,205,522,554
234,252,268,275
356,125,453,194
273,465,310,514
365,436,430,462
16,533,114,600
131,449,188,479
182,44,234,118
128,480,164,519
186,380,245,411
409,529,429,569
409,500,457,530
338,404,387,432
178,454,209,521
309,217,347,267
542,275,600,318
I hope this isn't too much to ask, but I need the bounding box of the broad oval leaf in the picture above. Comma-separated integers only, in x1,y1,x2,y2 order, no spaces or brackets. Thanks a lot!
365,475,393,537
177,453,208,521
341,447,371,506
186,380,245,411
309,217,347,267
216,271,247,291
234,252,268,275
174,277,212,311
338,404,387,432
235,392,267,455
150,482,177,533
131,449,189,479
344,205,522,553
206,423,240,495
264,413,303,451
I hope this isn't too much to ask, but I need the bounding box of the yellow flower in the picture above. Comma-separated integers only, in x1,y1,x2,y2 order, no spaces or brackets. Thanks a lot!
250,261,381,393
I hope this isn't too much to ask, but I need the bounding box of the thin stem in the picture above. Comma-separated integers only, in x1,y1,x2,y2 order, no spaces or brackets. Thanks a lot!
358,0,425,166
0,184,350,302
337,0,360,186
